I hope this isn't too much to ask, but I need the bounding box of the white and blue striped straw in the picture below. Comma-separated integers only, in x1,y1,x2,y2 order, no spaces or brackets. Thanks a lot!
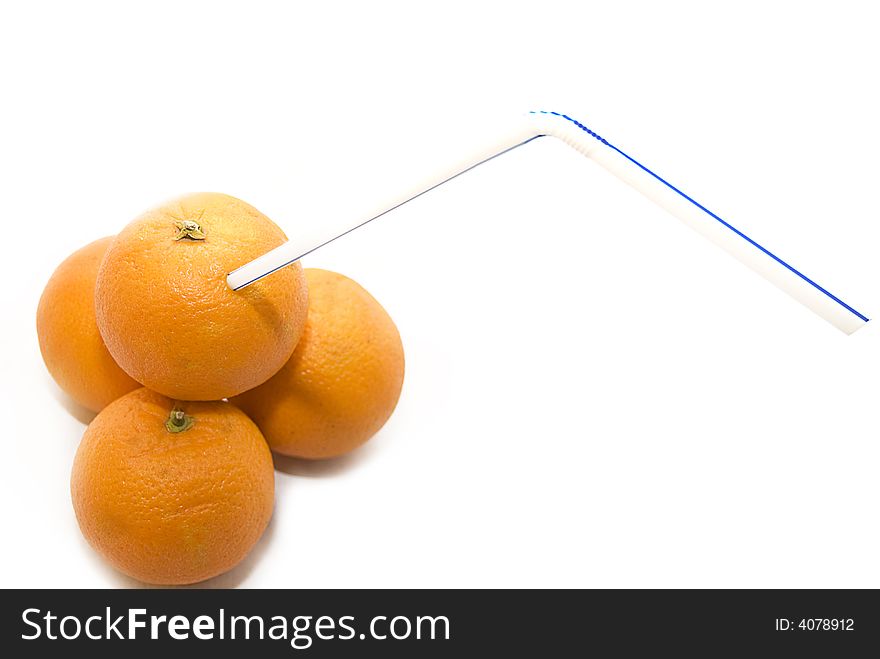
227,111,867,334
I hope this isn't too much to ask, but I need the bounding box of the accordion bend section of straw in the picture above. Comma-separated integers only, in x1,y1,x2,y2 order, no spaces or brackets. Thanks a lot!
226,111,868,335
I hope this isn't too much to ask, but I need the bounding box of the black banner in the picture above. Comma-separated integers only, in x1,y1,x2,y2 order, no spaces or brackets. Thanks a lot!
1,589,877,656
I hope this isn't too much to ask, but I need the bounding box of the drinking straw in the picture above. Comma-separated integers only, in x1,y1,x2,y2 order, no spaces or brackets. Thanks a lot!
226,111,868,334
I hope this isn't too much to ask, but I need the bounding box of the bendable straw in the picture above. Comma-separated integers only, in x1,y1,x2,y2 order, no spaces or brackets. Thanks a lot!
226,111,868,334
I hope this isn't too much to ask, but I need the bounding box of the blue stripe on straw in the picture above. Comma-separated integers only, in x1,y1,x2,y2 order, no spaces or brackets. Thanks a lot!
531,110,869,323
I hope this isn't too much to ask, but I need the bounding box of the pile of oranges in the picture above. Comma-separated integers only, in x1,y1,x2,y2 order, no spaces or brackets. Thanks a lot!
37,193,405,585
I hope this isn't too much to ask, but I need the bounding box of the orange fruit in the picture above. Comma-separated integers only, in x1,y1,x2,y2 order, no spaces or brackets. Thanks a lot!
71,387,274,585
94,192,308,401
233,268,404,459
37,237,140,413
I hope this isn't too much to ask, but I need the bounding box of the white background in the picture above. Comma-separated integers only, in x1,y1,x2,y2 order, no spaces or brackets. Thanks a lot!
1,0,879,588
